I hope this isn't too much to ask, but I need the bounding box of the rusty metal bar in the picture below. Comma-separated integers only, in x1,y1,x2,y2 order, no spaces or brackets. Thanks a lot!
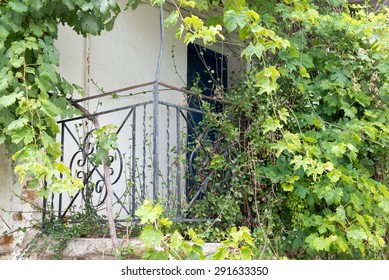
158,82,232,105
72,81,154,103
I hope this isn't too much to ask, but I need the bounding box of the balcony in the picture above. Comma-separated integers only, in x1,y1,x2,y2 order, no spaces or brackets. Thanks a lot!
43,82,238,225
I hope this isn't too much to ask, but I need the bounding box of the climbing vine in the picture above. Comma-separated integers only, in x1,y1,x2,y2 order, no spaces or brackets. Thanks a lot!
162,0,389,258
0,0,121,194
1,0,388,259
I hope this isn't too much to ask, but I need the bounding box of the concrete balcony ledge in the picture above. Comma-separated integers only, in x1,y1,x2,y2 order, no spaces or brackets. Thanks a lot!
61,238,221,260
4,236,218,260
1,236,221,260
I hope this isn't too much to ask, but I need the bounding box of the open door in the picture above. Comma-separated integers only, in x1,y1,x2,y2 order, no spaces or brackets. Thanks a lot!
186,43,228,200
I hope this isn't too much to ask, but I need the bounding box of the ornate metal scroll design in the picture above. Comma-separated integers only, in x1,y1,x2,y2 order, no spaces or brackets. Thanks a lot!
69,129,124,209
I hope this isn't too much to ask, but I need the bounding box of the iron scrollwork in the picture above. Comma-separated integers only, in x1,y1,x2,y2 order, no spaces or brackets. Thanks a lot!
69,129,123,208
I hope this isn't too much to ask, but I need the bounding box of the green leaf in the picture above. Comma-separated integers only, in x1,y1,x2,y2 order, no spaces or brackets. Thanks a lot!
334,235,349,253
347,226,368,243
81,14,101,35
299,66,310,78
188,228,205,245
341,104,357,118
211,247,228,260
188,250,201,260
142,249,169,260
241,43,265,61
210,154,225,170
378,83,389,105
55,162,71,174
158,217,173,228
239,246,253,260
278,108,290,123
264,66,280,82
335,205,346,224
41,131,61,158
184,15,203,30
126,0,142,10
262,116,282,133
205,15,223,27
39,38,60,65
378,199,389,214
100,0,118,14
175,24,185,39
12,127,34,145
140,225,163,248
301,54,314,68
0,23,10,40
331,143,347,157
296,185,309,198
7,117,29,131
135,199,163,224
282,183,294,192
81,2,95,11
224,10,247,33
316,185,343,206
305,233,331,251
223,0,246,11
170,231,184,251
291,155,311,171
193,0,209,11
282,175,299,192
0,91,22,108
164,11,179,28
41,99,61,117
9,0,28,13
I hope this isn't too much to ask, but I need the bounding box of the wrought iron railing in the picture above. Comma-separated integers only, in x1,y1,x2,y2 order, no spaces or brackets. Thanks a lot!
42,82,234,224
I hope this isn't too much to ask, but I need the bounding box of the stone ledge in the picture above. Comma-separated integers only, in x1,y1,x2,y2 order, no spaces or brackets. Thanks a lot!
61,238,221,260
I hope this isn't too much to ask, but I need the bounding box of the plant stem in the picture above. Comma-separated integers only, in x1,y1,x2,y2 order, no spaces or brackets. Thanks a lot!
71,101,119,257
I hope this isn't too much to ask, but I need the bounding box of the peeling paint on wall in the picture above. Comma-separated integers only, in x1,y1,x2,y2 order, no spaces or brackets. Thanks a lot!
0,235,14,252
21,183,37,202
12,212,23,222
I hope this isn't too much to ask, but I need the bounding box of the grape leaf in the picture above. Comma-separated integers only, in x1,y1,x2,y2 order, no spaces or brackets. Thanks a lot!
135,199,163,224
139,225,163,248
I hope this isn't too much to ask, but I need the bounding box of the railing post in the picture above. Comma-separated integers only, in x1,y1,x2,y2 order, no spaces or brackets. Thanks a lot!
152,5,164,203
58,122,65,218
131,107,136,217
176,108,182,215
152,86,159,203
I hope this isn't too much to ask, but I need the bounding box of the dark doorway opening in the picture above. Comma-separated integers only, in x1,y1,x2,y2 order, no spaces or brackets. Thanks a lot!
186,43,228,200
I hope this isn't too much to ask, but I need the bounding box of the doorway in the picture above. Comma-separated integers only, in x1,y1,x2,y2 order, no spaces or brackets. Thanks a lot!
186,43,228,200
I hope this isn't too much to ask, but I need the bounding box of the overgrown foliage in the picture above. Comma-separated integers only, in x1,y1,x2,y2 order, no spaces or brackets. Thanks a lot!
129,199,259,260
170,0,389,259
1,0,388,259
0,0,120,194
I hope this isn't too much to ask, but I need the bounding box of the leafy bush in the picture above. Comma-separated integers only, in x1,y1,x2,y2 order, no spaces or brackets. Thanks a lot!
132,200,261,260
177,0,389,259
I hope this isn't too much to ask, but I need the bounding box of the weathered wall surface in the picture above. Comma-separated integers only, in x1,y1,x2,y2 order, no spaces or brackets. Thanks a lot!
0,145,41,259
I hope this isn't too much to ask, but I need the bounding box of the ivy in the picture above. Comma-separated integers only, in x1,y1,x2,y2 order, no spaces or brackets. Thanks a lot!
1,0,388,259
